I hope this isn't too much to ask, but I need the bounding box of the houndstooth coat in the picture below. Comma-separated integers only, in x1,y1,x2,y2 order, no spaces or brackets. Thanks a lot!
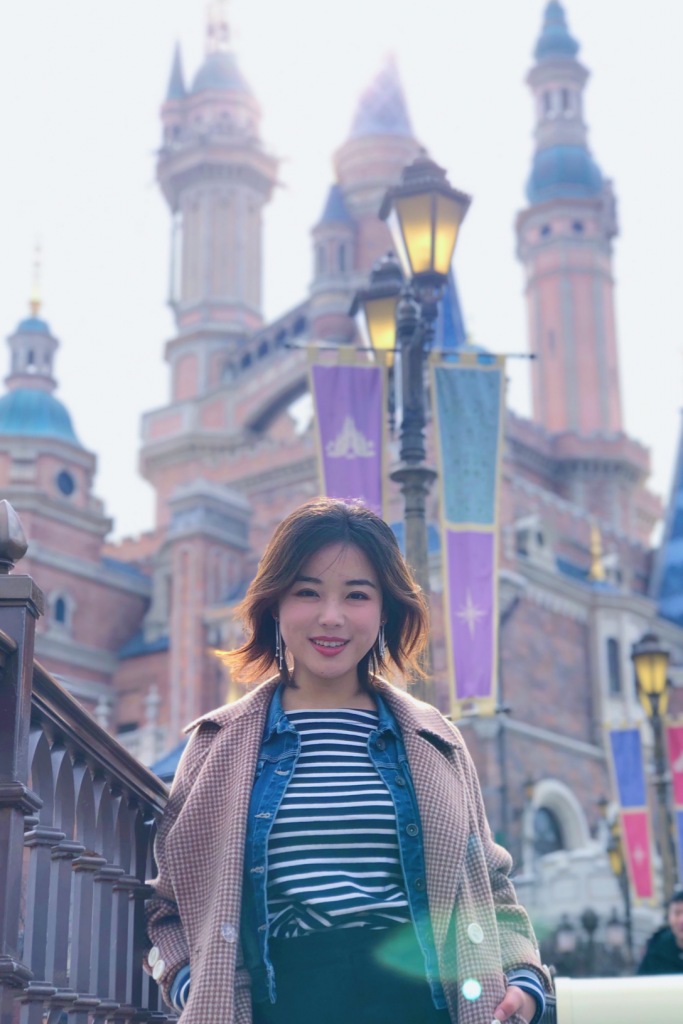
145,677,552,1023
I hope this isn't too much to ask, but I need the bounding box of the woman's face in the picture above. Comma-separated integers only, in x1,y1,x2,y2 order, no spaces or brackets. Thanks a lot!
277,542,383,683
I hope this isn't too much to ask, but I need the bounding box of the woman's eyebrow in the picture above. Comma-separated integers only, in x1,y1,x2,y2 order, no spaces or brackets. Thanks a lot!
294,575,323,584
345,578,377,589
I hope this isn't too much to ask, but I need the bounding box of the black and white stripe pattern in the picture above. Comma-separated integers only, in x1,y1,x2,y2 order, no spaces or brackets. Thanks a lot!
267,708,411,937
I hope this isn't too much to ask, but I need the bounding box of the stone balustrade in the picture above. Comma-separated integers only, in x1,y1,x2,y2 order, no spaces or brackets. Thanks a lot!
0,500,172,1024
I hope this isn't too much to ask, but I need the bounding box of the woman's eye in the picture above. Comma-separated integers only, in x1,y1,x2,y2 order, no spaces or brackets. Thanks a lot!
348,591,370,600
294,588,318,598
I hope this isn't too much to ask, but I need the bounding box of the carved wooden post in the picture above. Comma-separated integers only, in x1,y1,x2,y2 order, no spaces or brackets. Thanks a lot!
0,501,44,1023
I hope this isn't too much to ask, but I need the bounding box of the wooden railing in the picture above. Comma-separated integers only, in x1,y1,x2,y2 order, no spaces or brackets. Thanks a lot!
0,501,172,1024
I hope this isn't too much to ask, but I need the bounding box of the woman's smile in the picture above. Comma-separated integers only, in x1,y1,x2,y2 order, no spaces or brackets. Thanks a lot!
309,635,350,656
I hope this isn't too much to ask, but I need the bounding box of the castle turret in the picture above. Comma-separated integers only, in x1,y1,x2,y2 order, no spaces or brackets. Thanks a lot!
516,1,621,436
309,57,421,342
157,0,278,403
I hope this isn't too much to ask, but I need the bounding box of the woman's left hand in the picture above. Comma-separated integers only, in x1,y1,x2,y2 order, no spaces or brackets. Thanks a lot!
493,984,537,1022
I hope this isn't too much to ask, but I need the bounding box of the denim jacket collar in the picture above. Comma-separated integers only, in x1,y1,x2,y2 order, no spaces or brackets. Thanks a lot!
262,682,401,744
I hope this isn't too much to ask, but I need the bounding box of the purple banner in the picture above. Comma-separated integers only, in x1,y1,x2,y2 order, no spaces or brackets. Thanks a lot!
446,530,495,701
310,362,385,517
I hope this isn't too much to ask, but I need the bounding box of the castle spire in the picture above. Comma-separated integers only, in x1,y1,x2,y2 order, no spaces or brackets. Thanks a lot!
205,0,231,55
166,43,186,100
348,55,413,140
534,2,580,62
29,241,42,318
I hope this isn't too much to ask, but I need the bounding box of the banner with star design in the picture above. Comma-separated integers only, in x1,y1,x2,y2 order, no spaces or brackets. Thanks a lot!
666,721,683,883
608,727,655,903
430,352,506,717
308,347,388,519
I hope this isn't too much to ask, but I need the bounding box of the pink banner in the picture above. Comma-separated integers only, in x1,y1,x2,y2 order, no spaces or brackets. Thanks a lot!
622,811,654,900
667,724,683,806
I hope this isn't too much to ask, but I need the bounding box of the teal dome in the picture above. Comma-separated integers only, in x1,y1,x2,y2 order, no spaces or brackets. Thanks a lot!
535,2,580,61
191,52,252,95
16,316,50,334
527,145,603,203
0,388,80,445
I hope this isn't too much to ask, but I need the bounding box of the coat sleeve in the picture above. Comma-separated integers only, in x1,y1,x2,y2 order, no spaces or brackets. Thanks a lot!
144,723,218,1005
456,733,554,996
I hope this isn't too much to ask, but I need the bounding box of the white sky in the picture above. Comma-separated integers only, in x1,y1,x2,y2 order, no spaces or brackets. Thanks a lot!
0,0,681,541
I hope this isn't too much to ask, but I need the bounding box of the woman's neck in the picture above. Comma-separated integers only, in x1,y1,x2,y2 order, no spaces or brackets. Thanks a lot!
281,663,377,712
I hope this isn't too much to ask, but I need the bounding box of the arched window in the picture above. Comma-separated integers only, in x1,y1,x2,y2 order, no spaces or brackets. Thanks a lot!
338,244,347,272
562,88,573,117
293,317,306,336
317,245,327,275
54,597,66,624
258,340,269,358
533,807,564,856
241,352,252,370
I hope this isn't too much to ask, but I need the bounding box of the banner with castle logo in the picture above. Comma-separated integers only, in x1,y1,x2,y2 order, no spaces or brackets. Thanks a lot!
430,352,505,718
666,721,683,882
308,348,388,519
608,727,655,903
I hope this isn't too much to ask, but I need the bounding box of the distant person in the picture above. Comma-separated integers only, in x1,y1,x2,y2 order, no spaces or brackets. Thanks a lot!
637,890,683,974
144,499,551,1023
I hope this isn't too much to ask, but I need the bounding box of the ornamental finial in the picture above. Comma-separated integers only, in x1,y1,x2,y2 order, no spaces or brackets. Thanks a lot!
0,501,28,574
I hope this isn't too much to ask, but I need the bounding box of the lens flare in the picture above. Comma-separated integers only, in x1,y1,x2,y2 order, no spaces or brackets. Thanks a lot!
461,978,482,1001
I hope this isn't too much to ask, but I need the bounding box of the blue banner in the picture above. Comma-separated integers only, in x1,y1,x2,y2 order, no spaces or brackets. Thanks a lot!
609,728,646,808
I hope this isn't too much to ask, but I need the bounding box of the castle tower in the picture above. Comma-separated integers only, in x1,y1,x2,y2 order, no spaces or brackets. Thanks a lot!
309,57,421,342
158,0,278,403
516,2,621,436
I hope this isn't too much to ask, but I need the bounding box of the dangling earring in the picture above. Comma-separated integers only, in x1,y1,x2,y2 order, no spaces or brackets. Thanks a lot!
275,619,284,671
378,623,386,662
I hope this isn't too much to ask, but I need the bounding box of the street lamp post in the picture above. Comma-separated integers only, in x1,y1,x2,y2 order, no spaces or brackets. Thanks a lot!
352,154,471,704
602,804,634,967
631,632,677,902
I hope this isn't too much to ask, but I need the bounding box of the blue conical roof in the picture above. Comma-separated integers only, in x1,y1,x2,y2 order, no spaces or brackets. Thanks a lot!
166,43,186,100
435,271,468,351
318,185,353,226
349,57,413,139
535,2,580,61
653,413,683,625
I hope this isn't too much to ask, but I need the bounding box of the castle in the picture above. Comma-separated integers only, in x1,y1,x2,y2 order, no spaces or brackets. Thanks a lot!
1,1,681,937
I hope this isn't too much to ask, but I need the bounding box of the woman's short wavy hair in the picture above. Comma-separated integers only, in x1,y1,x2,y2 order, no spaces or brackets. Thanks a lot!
226,498,429,689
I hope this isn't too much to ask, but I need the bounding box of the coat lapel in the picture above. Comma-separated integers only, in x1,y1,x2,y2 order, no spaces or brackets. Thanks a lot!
374,681,470,952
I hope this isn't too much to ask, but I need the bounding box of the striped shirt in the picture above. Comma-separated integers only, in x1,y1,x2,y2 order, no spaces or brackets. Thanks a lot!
266,708,411,937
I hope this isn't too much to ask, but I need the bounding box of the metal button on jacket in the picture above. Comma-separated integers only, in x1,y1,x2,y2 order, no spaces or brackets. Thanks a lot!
148,946,160,968
152,959,166,981
376,737,386,752
406,823,419,837
395,774,406,787
467,922,484,945
415,877,426,891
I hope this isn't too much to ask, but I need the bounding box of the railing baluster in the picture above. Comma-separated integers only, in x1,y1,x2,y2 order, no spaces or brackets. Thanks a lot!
45,746,81,1021
0,500,44,1024
70,761,105,1022
18,729,64,1023
92,779,122,1024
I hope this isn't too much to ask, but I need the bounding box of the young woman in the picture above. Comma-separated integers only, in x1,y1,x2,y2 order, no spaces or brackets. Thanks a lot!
146,499,551,1024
